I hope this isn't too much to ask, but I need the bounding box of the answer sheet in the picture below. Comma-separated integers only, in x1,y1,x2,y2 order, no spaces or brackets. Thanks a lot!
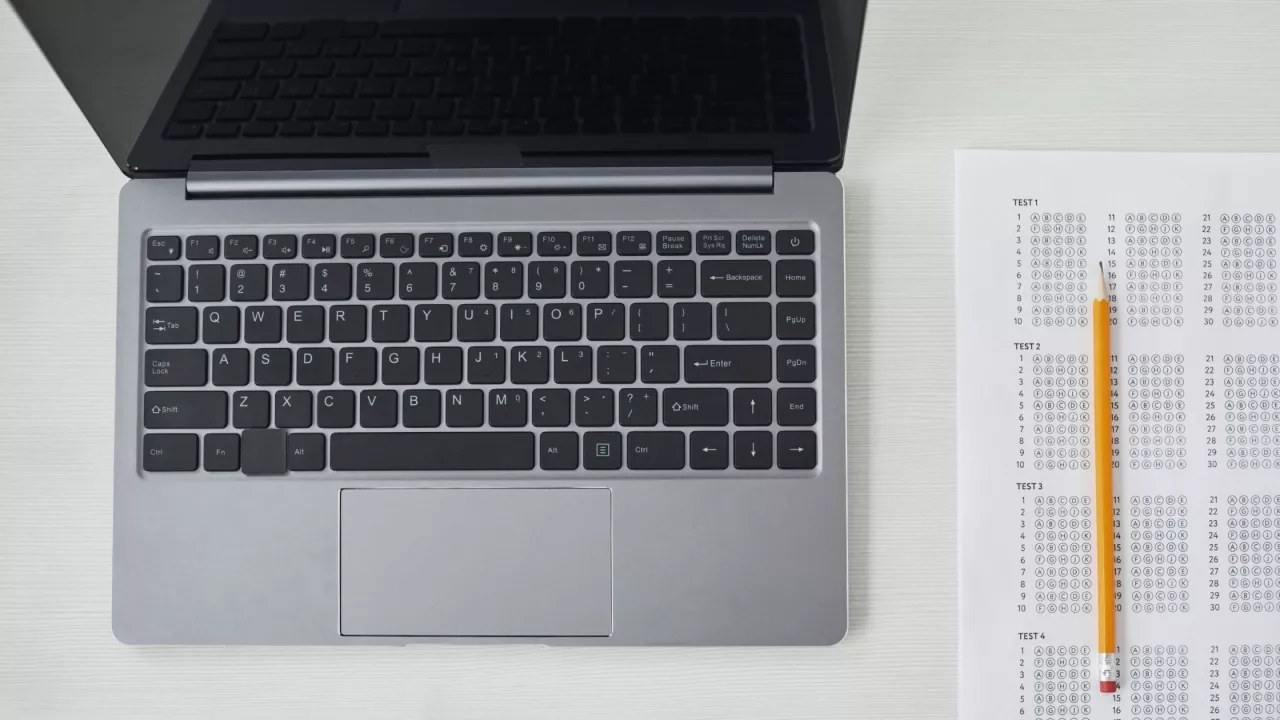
958,151,1280,720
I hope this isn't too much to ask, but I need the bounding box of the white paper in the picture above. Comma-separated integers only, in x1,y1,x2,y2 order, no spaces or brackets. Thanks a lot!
957,151,1280,720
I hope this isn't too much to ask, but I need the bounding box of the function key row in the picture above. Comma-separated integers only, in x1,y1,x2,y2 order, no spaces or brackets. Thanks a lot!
146,229,816,261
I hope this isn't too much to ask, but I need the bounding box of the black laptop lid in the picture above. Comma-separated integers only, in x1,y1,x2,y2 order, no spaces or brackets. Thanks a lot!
15,0,865,177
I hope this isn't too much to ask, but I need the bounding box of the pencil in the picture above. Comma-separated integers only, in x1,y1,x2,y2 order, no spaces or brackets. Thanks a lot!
1092,262,1118,694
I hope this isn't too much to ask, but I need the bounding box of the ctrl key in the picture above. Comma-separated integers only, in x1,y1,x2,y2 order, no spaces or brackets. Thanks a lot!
143,434,199,472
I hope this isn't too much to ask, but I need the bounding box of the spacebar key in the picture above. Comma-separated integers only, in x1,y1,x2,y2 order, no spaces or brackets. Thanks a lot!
330,432,535,470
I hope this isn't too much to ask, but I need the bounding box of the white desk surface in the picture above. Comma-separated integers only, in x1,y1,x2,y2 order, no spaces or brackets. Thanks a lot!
5,1,1280,717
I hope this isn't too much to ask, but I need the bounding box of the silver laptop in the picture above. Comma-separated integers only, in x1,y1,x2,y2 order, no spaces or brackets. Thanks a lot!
24,0,864,644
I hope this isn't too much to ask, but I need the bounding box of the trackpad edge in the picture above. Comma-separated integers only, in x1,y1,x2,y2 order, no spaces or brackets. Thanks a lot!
340,488,612,637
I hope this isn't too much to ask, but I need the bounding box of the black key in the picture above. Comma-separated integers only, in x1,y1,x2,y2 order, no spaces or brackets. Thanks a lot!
776,259,816,298
224,234,259,259
629,303,669,340
142,434,199,471
458,232,494,257
241,121,277,137
488,389,528,427
144,349,207,387
414,304,451,341
186,235,220,260
620,388,658,427
230,264,268,301
777,302,817,340
203,433,240,471
442,262,480,299
244,306,282,343
329,305,367,341
381,346,419,385
529,261,566,298
685,344,771,383
736,230,771,255
673,302,713,340
146,266,184,303
576,231,612,256
597,346,636,384
272,263,309,300
467,346,506,384
457,304,496,342
663,388,729,426
701,260,771,297
778,230,815,255
286,305,324,343
360,389,398,428
689,431,730,470
533,388,571,427
656,260,696,298
254,348,292,386
371,304,409,342
734,430,773,469
288,433,327,471
146,235,181,261
314,263,352,300
617,231,652,256
641,345,680,383
500,304,538,341
511,346,550,384
778,430,817,469
212,348,250,386
317,389,355,427
777,345,817,383
586,303,625,340
555,345,592,383
216,101,255,122
403,389,441,427
717,302,772,340
398,262,437,299
778,387,817,426
656,231,692,255
540,432,579,470
734,388,773,426
330,432,535,470
696,230,731,255
297,99,334,120
241,428,287,475
497,232,533,257
419,233,454,257
583,431,622,470
445,389,484,427
188,265,225,302
627,431,685,470
302,233,337,258
356,262,394,300
614,261,653,298
275,389,312,428
543,303,582,340
174,101,216,122
166,122,203,139
186,81,239,101
423,346,463,384
145,307,197,344
143,391,227,430
263,234,298,259
485,261,523,299
339,347,377,385
341,233,375,258
537,232,572,256
379,233,415,258
297,347,334,385
199,60,257,80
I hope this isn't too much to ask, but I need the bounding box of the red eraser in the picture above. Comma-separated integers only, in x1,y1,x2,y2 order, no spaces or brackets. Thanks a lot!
1099,681,1117,693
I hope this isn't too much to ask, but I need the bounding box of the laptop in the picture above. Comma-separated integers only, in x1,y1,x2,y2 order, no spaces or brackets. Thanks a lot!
21,0,864,645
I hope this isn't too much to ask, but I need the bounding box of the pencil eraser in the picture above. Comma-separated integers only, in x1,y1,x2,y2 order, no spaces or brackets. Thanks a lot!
1099,681,1117,693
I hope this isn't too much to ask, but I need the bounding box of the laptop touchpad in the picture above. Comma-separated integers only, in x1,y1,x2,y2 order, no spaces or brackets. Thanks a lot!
340,488,612,637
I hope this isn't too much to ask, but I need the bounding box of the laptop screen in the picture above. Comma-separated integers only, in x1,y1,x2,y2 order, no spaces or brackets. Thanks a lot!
14,0,864,176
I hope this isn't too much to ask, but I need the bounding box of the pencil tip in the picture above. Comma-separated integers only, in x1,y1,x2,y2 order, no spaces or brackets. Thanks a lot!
1093,263,1107,301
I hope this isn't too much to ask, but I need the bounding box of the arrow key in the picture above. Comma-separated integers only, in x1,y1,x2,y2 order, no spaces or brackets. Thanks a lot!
690,431,729,470
733,430,773,470
733,388,772,426
778,431,817,469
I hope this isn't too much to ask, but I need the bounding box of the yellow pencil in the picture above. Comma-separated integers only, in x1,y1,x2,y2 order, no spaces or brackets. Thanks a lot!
1092,262,1118,694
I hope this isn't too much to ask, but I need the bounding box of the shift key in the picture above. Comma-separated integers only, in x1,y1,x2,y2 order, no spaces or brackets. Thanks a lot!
143,391,228,429
700,260,771,297
684,345,772,383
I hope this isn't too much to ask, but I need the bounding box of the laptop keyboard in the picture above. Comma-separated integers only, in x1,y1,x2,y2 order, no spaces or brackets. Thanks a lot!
166,17,812,140
141,229,819,474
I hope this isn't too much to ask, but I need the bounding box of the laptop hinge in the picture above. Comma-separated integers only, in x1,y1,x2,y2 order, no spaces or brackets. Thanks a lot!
185,154,774,198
